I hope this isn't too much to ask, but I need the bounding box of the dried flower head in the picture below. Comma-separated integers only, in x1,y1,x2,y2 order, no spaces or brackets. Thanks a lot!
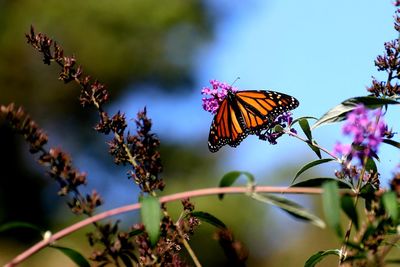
367,11,400,97
126,108,164,193
214,228,248,266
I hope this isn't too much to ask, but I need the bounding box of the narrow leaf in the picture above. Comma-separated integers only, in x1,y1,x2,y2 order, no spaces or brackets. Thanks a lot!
140,195,161,246
124,251,139,263
341,194,359,230
291,178,352,189
382,191,398,222
359,183,377,198
312,102,356,130
299,118,312,141
190,211,227,229
365,157,377,174
322,181,342,237
352,96,400,107
50,245,91,267
304,249,341,267
0,221,42,234
292,116,318,126
292,159,335,184
307,141,322,159
128,229,144,237
383,139,400,149
312,96,399,129
120,254,134,267
251,193,325,228
219,171,255,200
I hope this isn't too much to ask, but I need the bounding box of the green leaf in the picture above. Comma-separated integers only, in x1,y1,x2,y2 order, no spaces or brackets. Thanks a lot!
120,254,134,267
273,124,284,133
322,181,342,237
190,211,227,229
304,249,341,267
382,191,398,222
312,102,357,130
0,221,43,234
307,141,322,159
292,159,335,184
383,139,400,149
218,171,255,200
359,183,377,199
341,194,359,230
353,96,400,107
291,178,352,189
299,118,313,141
219,171,254,187
292,116,318,126
140,195,162,247
50,245,91,267
295,118,322,159
312,96,399,129
128,229,144,237
123,251,139,264
365,157,377,174
251,193,325,228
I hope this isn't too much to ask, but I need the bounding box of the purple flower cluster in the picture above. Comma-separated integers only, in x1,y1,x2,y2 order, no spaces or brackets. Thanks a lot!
201,80,237,114
333,105,388,162
258,112,296,145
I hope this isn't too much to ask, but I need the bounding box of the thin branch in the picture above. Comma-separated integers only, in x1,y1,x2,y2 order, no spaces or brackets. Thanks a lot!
285,129,340,161
5,185,352,266
181,234,202,267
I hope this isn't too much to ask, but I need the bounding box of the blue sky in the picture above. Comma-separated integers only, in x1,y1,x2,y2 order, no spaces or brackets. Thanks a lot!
113,1,399,187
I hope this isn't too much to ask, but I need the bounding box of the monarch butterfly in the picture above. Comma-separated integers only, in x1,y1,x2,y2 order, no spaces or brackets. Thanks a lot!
207,89,299,152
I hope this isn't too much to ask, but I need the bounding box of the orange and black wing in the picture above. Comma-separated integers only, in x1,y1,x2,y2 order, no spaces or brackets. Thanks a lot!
208,90,299,152
234,90,299,133
208,94,250,152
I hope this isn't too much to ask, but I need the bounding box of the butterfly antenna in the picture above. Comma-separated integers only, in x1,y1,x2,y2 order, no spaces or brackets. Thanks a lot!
230,77,240,86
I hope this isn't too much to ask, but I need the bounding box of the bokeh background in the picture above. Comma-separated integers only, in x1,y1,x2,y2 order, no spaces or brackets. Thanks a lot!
1,1,399,266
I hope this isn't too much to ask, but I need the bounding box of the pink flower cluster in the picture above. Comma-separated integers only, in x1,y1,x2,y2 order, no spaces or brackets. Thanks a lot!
201,80,237,114
333,105,388,162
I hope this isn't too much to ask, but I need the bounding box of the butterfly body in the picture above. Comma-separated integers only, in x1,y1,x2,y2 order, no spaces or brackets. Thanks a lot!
208,90,299,152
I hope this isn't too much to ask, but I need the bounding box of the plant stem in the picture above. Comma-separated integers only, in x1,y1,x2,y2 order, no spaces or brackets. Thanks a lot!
285,129,340,161
174,211,202,267
181,234,202,267
5,186,351,266
339,156,368,266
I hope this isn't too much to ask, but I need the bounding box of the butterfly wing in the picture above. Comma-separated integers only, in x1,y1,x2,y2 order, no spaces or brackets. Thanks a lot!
208,90,299,152
208,95,250,152
235,90,299,132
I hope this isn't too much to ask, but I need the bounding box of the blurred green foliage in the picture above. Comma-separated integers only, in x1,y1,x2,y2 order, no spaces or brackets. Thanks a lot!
0,1,216,265
0,0,212,117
